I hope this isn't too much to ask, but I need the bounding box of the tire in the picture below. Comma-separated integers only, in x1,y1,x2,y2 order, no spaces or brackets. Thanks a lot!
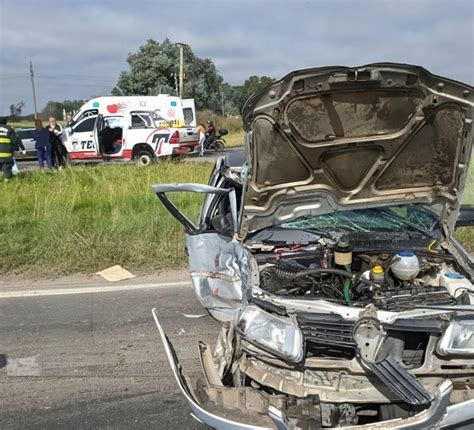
134,150,155,166
215,139,225,152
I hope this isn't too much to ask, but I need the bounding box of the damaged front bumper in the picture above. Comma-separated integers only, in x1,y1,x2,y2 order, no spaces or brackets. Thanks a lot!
152,308,474,429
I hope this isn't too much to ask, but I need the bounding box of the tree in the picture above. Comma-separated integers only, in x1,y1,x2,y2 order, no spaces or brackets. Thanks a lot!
41,101,64,119
240,75,274,109
219,83,244,116
9,101,24,119
62,99,86,114
40,99,86,120
224,76,275,114
115,39,223,110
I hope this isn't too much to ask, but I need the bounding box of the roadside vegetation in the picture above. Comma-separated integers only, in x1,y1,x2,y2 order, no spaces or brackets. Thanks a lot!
1,162,212,276
197,110,244,148
1,159,473,277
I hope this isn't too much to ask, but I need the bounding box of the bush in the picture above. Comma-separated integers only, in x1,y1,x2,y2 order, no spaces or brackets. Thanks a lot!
196,110,243,134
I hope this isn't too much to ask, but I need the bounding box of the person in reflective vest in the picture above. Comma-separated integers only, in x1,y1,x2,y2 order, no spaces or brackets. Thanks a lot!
0,116,25,180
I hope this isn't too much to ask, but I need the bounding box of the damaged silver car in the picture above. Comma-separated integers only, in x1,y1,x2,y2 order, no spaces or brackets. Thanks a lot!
152,63,474,429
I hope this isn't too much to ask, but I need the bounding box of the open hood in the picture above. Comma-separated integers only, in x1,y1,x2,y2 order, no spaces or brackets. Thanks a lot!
240,63,473,238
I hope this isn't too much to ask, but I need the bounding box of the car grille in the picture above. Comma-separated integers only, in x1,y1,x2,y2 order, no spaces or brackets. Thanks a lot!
296,313,430,367
297,313,357,359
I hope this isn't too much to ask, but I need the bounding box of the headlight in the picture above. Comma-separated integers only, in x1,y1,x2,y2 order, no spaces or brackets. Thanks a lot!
438,319,474,356
236,305,303,363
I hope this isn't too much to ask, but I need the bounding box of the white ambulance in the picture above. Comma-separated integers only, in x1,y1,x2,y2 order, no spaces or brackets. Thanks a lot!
64,96,199,165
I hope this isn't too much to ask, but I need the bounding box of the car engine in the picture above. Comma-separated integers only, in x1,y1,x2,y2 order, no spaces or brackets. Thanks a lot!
257,240,473,311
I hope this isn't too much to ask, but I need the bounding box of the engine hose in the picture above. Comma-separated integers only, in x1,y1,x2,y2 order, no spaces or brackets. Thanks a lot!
291,267,376,286
343,265,353,307
271,266,376,295
271,267,299,279
293,268,355,279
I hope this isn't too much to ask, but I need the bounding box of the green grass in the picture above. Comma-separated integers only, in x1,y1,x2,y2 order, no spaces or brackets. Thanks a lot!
0,162,212,276
225,132,244,148
9,120,36,129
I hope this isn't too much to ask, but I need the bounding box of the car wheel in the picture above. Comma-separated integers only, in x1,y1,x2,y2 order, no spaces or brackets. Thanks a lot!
134,150,155,166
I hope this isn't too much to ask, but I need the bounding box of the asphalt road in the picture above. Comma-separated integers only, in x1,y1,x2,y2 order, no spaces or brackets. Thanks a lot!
0,281,221,429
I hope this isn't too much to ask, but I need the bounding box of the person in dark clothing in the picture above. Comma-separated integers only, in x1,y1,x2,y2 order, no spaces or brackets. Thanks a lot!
11,131,25,153
47,116,67,168
65,113,74,128
204,120,216,149
100,124,117,154
0,116,24,180
33,119,52,170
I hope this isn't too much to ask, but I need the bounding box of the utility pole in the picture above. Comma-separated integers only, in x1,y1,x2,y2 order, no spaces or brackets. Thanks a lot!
29,61,38,119
221,88,225,116
173,72,178,96
178,44,184,99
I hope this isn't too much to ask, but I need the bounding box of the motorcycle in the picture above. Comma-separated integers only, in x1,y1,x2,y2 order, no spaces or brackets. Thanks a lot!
204,128,228,152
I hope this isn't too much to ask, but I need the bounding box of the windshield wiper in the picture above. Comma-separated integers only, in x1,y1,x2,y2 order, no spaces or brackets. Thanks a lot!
248,226,338,246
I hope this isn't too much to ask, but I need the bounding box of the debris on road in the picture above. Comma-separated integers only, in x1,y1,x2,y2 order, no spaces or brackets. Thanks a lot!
182,313,207,319
96,265,135,282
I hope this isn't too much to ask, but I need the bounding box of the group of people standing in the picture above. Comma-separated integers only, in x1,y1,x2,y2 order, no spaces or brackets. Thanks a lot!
0,115,68,180
32,117,67,170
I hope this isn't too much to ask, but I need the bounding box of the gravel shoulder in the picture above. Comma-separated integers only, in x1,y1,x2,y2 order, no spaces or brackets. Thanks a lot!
0,267,190,289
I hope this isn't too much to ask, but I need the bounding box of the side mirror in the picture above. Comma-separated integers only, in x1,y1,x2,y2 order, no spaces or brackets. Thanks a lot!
211,214,233,237
456,207,474,228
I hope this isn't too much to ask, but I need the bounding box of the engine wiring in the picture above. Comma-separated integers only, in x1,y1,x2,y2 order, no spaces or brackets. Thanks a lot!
257,244,466,310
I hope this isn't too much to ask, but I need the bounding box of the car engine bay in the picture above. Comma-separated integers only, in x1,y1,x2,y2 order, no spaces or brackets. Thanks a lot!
255,239,473,311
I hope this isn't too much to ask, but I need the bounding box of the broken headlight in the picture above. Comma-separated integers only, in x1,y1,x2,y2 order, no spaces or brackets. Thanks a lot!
438,318,474,356
236,305,303,363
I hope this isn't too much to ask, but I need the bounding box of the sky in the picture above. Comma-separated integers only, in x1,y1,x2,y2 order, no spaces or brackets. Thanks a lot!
0,0,473,115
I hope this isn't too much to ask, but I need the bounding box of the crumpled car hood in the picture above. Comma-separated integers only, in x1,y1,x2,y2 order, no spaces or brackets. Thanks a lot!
240,63,473,237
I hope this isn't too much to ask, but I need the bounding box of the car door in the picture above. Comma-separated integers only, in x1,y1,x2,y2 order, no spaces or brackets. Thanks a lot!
153,160,252,322
16,129,35,157
65,116,98,156
93,114,104,155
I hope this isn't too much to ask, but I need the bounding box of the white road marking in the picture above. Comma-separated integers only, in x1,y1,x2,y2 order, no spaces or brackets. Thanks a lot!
0,281,192,299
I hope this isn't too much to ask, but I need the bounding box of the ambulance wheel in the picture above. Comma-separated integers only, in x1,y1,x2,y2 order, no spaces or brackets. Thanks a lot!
134,150,155,166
